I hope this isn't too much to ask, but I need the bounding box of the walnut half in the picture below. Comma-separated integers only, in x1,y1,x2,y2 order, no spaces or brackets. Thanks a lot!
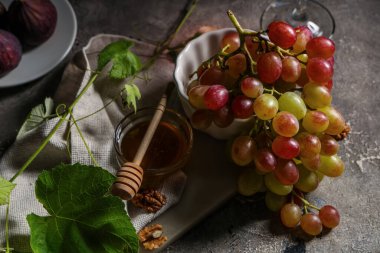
131,189,167,213
138,224,168,251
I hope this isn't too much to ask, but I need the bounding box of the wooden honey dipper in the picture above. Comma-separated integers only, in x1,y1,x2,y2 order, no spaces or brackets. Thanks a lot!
111,91,168,200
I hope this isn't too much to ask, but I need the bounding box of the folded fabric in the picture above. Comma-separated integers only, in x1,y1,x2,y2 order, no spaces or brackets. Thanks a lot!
0,34,186,251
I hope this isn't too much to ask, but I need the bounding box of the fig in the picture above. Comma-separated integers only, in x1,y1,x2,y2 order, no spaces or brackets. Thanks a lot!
8,0,57,47
0,29,22,77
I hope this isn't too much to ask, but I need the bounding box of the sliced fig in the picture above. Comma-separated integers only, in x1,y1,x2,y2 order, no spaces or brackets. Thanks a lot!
8,0,57,47
0,29,22,77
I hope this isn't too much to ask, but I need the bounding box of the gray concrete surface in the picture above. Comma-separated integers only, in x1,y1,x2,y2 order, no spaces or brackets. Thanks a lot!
1,0,379,252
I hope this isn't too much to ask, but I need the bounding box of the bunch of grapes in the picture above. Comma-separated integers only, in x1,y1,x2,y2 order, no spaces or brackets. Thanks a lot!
187,11,348,236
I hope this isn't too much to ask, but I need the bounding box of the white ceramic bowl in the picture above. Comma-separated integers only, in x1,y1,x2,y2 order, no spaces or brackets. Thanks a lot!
174,28,255,140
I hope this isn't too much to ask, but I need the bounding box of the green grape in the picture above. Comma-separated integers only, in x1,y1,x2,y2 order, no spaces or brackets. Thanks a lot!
188,85,210,109
302,82,332,109
302,110,329,133
318,106,346,135
300,213,323,236
318,155,345,177
295,165,319,192
231,135,257,166
315,170,325,182
280,203,302,228
265,191,287,212
278,92,307,120
254,94,279,120
265,173,293,196
237,169,263,196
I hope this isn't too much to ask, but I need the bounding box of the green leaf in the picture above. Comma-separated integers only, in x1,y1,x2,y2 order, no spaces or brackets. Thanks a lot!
17,97,54,139
0,176,16,205
121,83,141,113
97,40,142,79
27,164,138,253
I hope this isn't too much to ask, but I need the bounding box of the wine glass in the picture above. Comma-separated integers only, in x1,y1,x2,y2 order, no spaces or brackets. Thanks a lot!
260,0,335,38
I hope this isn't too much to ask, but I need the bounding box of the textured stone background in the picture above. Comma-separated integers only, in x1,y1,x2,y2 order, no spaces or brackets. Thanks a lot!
1,0,379,252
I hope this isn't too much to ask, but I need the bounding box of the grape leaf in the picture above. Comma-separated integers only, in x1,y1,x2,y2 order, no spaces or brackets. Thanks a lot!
121,83,141,112
97,40,142,79
27,163,138,253
0,176,16,205
17,97,54,139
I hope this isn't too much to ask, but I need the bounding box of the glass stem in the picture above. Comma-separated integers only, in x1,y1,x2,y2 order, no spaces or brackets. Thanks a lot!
292,0,307,21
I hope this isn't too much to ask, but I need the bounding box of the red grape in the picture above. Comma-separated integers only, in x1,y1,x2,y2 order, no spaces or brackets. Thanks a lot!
295,132,321,158
293,26,313,54
281,56,301,83
322,79,333,92
272,136,300,159
297,65,309,87
213,105,234,128
231,135,257,166
226,53,247,78
319,205,340,228
272,111,300,137
306,37,335,59
257,52,282,84
319,134,339,156
221,31,240,53
240,77,263,98
199,66,225,86
281,203,302,228
300,213,323,236
274,159,299,185
204,84,229,110
268,21,297,49
302,83,332,109
254,148,277,173
191,109,213,130
231,95,254,119
300,155,321,171
306,57,333,84
302,110,329,133
245,36,259,60
318,107,345,135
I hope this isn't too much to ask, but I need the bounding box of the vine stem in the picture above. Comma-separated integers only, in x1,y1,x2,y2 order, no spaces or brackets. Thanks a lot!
5,202,10,253
292,191,320,211
144,0,199,71
227,10,295,57
70,113,99,167
9,73,99,182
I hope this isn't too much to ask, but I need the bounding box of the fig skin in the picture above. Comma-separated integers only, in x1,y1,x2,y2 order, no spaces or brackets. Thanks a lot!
0,29,22,77
8,0,57,48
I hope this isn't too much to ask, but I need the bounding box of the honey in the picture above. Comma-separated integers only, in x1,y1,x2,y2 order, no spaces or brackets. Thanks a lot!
121,121,187,170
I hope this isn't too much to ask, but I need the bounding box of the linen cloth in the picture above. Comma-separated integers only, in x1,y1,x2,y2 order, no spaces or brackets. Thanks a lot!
0,34,186,251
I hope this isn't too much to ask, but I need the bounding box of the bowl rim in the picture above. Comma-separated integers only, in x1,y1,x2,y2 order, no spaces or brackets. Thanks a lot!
173,27,256,124
173,27,236,100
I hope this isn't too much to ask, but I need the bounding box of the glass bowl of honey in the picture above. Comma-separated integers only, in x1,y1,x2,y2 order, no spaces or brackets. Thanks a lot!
114,107,193,187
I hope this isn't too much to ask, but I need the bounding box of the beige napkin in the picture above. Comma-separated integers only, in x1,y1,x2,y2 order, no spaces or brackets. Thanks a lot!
0,34,186,251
